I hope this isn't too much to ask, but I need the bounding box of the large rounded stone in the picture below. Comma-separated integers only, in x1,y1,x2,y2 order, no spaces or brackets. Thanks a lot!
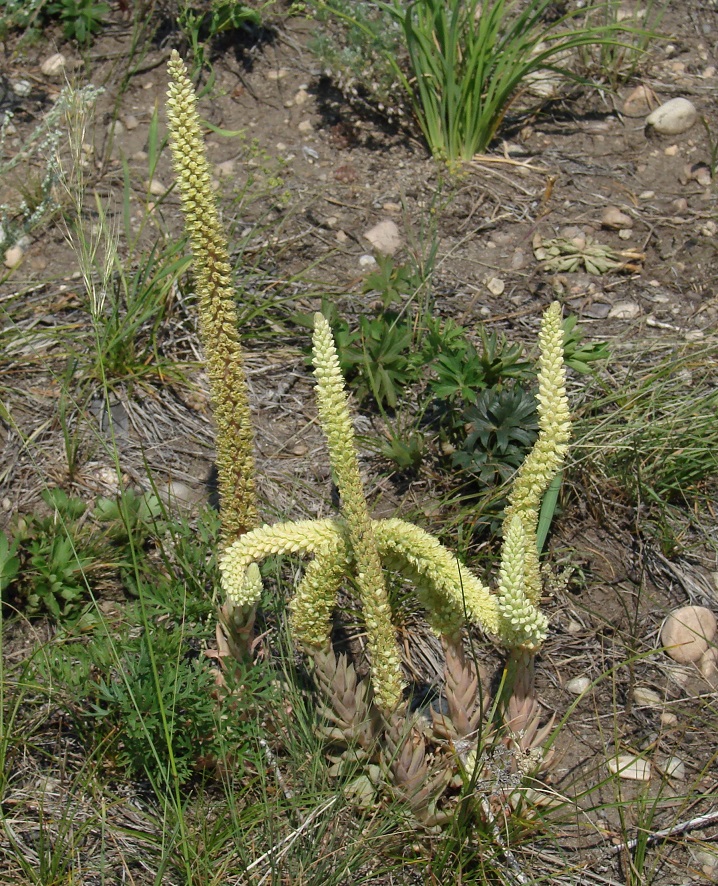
646,98,697,135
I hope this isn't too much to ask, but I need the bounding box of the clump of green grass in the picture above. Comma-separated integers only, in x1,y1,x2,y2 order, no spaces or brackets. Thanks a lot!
573,339,718,508
312,0,644,162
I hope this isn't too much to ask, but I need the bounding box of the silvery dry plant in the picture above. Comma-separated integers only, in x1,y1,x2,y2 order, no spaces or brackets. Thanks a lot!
165,51,571,824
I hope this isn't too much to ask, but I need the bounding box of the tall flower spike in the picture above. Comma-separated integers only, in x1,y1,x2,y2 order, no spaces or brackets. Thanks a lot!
503,301,570,606
166,51,258,540
312,312,404,711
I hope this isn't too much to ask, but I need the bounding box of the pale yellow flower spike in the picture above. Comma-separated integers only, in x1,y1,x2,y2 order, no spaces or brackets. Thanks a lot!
166,51,258,541
503,301,570,607
497,515,548,650
312,313,404,711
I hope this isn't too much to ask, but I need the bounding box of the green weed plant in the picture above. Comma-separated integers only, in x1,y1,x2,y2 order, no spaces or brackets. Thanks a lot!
315,0,641,162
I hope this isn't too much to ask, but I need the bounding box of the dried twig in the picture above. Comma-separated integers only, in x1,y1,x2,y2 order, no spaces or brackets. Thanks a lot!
606,807,718,856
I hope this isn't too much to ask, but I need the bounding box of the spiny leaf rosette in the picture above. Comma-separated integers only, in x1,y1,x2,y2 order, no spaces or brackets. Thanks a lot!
166,50,258,541
221,304,570,712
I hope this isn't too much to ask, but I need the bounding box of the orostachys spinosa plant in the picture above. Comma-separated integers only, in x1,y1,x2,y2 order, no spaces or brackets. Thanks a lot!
166,50,571,823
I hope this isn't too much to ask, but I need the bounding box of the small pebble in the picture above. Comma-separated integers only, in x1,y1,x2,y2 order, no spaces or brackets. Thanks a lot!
215,160,235,177
608,300,640,320
298,119,313,133
123,113,139,131
148,178,166,196
661,756,685,781
511,248,528,269
359,254,377,268
487,277,505,296
664,144,678,156
41,53,67,77
601,206,633,229
633,687,662,706
566,675,591,694
671,197,688,213
266,68,287,81
660,710,678,726
108,119,124,137
4,245,24,268
294,88,309,105
12,79,32,97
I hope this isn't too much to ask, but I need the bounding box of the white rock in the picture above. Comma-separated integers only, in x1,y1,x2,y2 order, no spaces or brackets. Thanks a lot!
12,79,32,97
607,754,651,781
41,53,67,77
646,98,697,136
359,254,377,268
601,206,633,229
660,710,678,726
661,756,685,781
487,277,505,296
123,114,139,131
298,119,313,134
661,605,717,663
633,687,662,707
4,245,24,268
267,68,287,81
566,675,591,695
294,88,309,105
363,219,402,255
608,300,640,320
108,119,124,137
701,219,717,237
215,160,235,178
